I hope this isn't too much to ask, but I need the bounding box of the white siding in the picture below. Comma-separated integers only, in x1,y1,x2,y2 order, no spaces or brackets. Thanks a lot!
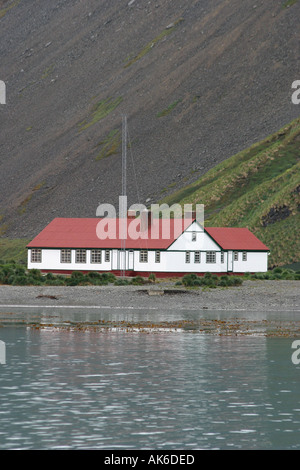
169,222,220,251
134,250,225,273
28,248,268,273
231,251,268,273
28,249,112,271
132,250,268,273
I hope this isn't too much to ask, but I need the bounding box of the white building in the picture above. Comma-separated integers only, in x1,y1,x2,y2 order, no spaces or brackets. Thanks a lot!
27,214,269,276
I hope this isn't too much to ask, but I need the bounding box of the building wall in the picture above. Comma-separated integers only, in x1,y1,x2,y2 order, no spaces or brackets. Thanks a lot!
169,222,220,251
28,248,268,274
27,248,112,272
134,250,225,273
231,251,268,273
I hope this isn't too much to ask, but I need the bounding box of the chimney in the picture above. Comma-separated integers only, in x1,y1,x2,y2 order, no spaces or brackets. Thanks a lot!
141,209,151,232
127,209,136,219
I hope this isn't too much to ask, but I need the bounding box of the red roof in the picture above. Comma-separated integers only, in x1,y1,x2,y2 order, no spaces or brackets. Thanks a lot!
27,217,193,250
27,218,269,251
205,227,269,251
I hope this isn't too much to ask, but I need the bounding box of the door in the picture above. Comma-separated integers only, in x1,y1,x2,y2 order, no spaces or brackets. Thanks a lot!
128,250,134,270
112,250,118,270
119,250,126,271
228,251,233,272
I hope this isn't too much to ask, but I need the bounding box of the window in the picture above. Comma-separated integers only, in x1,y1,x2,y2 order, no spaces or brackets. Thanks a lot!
221,252,224,263
194,251,200,263
192,231,196,242
242,251,247,261
76,249,86,263
31,249,42,263
185,251,190,263
155,251,160,263
105,250,110,262
61,249,71,263
140,250,148,263
234,251,239,261
91,249,102,264
206,251,216,263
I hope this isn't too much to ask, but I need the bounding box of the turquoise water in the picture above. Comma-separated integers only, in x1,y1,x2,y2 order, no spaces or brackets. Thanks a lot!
0,324,300,450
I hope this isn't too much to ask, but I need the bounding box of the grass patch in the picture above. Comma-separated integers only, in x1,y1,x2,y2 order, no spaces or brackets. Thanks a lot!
124,18,184,68
18,194,33,214
179,272,244,289
0,215,8,236
157,100,181,118
0,239,29,264
161,117,300,266
41,64,55,79
1,260,299,287
0,262,158,286
79,96,123,131
95,129,121,161
0,0,21,19
18,182,45,214
282,0,298,7
244,268,300,281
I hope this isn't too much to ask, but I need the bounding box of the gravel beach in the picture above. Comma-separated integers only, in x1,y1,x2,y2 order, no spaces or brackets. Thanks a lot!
0,280,299,312
0,281,299,336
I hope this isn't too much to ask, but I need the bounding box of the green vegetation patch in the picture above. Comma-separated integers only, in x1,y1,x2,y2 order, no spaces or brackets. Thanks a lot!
41,64,55,79
0,0,21,19
0,263,157,286
124,18,184,68
282,0,299,8
176,272,243,289
95,129,121,161
157,100,181,118
79,96,123,131
0,239,29,265
161,117,300,266
18,182,45,215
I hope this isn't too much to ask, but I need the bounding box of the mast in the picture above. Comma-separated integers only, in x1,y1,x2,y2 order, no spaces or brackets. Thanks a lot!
122,114,127,203
121,114,127,277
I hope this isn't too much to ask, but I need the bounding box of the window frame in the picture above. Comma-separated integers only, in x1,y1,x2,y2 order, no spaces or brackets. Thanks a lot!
234,251,239,261
61,249,72,264
206,251,216,264
31,249,42,263
185,251,190,263
242,251,247,262
192,231,196,242
194,251,200,263
105,250,110,263
155,251,160,263
75,249,87,264
139,250,148,263
91,249,102,264
221,252,224,263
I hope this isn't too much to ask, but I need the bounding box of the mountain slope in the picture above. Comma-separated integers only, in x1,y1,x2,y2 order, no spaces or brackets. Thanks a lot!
0,0,299,239
162,117,300,267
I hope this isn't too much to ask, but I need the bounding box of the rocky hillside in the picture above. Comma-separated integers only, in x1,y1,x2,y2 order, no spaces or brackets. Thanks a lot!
162,117,300,267
0,0,299,239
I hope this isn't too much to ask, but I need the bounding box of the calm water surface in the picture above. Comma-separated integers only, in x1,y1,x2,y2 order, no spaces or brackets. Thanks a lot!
1,319,300,450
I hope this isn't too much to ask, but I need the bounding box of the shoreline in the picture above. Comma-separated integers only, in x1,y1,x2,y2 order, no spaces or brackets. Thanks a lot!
0,280,298,312
0,280,299,336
